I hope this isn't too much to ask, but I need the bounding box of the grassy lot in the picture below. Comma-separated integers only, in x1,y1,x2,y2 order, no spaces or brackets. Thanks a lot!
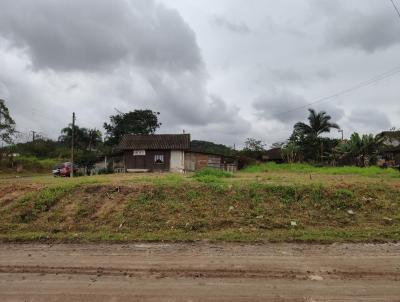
243,162,400,178
0,165,399,243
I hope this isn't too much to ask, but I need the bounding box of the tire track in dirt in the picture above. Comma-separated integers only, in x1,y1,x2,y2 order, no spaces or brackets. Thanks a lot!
1,265,400,281
1,243,400,301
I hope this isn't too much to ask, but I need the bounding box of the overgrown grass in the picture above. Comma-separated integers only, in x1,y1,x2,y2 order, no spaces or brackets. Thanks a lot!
0,172,399,243
1,156,59,172
243,162,400,178
0,177,103,224
193,167,233,183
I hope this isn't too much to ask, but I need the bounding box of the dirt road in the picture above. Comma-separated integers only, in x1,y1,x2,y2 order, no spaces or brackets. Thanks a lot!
0,243,399,301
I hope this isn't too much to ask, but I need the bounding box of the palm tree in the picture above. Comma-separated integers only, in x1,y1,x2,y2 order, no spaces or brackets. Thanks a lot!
87,129,102,151
294,109,340,139
293,109,340,162
333,132,384,166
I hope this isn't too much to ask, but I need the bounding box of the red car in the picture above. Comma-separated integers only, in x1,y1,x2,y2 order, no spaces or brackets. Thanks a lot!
52,162,74,177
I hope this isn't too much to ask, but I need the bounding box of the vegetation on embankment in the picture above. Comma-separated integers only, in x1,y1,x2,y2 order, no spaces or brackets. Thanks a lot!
243,162,400,178
0,175,399,242
0,156,58,174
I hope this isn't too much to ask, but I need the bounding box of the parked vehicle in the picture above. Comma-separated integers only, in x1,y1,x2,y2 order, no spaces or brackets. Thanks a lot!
52,162,75,177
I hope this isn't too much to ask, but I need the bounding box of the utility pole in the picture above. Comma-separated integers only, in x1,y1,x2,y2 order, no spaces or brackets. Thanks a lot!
338,129,344,141
71,112,75,178
31,131,36,142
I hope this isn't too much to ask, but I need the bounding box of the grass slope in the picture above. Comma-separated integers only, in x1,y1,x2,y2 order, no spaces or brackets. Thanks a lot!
0,173,399,242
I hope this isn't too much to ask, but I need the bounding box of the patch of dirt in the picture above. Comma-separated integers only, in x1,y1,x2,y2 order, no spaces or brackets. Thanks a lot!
0,184,41,208
0,243,399,301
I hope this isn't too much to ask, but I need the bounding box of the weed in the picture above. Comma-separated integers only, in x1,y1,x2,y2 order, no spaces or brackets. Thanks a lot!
195,175,222,183
334,188,355,200
310,184,324,203
16,184,76,223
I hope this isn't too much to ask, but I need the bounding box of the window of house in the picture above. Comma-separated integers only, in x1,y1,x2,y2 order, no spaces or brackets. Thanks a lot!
154,155,164,164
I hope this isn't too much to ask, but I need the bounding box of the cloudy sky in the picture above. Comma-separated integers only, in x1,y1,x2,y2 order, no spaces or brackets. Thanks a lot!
0,0,399,147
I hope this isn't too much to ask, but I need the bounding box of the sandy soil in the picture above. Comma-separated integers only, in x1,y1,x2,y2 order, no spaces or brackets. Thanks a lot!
0,242,399,301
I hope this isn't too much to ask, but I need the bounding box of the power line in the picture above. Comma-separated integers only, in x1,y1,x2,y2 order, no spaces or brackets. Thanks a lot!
390,0,400,20
275,66,400,118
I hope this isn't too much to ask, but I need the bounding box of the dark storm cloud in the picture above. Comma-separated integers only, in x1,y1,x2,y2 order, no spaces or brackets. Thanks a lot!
253,89,345,125
0,0,202,72
210,15,251,34
348,109,392,131
1,0,398,145
0,0,246,141
253,90,308,123
322,4,400,52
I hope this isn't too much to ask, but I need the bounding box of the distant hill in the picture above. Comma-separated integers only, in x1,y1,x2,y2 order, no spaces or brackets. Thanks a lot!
190,140,235,156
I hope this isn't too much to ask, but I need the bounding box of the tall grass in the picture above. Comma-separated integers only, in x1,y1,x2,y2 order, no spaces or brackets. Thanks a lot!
193,167,233,183
1,156,59,172
242,162,400,177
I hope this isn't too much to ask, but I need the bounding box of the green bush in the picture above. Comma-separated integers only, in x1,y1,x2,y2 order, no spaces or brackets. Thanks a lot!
11,156,58,172
193,167,233,184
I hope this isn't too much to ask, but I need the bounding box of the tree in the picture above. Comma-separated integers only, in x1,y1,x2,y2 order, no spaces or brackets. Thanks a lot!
59,125,86,150
86,129,103,151
104,110,161,146
0,99,16,145
59,125,102,151
281,142,301,163
294,109,340,139
292,108,340,162
190,140,235,156
243,138,266,152
238,138,266,162
334,133,383,166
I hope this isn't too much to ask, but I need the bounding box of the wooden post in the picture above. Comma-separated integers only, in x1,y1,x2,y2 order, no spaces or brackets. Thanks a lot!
71,112,75,178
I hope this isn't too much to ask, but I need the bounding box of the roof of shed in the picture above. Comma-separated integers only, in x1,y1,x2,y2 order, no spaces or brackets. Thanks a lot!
118,134,191,150
379,131,400,138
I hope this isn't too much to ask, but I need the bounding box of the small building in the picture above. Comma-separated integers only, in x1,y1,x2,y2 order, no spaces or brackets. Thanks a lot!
118,134,190,172
184,151,237,173
118,134,237,173
378,131,400,167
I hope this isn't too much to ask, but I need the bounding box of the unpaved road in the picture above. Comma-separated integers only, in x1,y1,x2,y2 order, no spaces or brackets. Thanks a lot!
0,243,399,301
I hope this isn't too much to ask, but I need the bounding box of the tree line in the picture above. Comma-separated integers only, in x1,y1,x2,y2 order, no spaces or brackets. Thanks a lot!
0,99,162,169
0,98,395,170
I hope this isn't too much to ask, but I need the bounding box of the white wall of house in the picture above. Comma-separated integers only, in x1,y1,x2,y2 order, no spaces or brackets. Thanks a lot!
170,150,185,172
385,138,400,147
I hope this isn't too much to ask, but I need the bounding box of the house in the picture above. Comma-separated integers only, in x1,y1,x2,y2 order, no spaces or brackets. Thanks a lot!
377,131,400,167
118,134,190,172
118,133,237,172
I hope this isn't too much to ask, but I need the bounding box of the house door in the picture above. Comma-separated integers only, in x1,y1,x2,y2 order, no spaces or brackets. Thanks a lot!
135,156,146,169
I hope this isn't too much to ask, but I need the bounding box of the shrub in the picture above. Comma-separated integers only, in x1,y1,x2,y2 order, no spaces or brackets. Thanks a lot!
12,156,58,172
